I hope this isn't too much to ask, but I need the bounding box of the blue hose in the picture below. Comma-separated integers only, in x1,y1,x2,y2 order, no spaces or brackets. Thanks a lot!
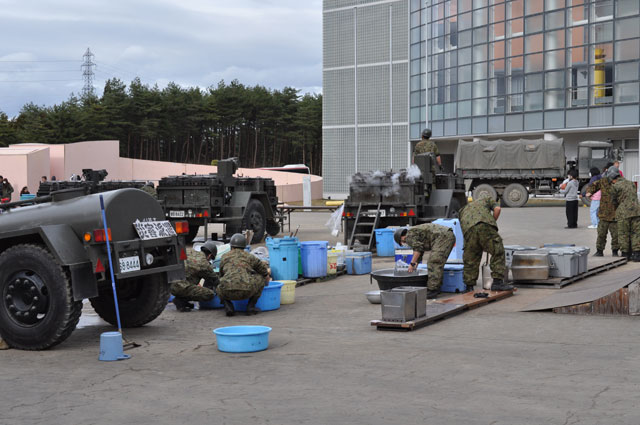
100,195,123,332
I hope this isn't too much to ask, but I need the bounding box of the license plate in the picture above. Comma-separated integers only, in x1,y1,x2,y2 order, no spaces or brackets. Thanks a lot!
119,256,141,273
366,210,386,217
169,210,185,218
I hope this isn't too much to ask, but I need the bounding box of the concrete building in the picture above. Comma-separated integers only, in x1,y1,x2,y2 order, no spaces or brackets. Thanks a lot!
323,0,640,198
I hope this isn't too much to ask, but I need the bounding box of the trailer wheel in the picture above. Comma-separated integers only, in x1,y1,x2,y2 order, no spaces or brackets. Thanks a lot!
472,184,498,202
90,273,170,328
581,184,592,207
243,199,266,243
0,244,82,350
502,183,529,208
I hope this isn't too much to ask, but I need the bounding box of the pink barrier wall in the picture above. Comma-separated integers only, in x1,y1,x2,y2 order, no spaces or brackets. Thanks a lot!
3,140,322,203
0,146,50,201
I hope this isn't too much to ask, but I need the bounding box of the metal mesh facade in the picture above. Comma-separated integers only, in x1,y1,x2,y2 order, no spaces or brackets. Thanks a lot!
323,0,410,197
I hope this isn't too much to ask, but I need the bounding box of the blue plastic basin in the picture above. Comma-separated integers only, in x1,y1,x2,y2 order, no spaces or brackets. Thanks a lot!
231,281,284,311
198,295,224,309
213,326,272,353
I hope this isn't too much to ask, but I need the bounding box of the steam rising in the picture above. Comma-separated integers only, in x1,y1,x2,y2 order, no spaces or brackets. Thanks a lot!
349,164,423,197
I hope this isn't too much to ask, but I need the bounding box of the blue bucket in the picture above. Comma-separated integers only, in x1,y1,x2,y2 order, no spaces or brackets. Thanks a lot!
199,295,224,309
374,228,395,256
346,252,372,274
99,332,131,361
266,237,299,280
231,281,284,311
300,241,328,278
395,247,413,263
213,326,272,353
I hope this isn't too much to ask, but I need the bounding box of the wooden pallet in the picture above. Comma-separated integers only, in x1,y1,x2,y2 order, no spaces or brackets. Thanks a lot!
513,258,627,289
296,269,347,287
371,289,515,331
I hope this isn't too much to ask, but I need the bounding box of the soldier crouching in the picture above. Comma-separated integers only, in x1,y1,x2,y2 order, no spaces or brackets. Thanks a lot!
217,233,271,316
171,241,219,312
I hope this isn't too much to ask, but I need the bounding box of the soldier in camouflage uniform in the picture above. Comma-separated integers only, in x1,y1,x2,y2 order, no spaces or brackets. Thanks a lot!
140,182,157,198
171,241,219,311
459,194,512,291
394,223,456,297
587,166,619,257
609,167,640,261
413,128,441,175
217,233,270,316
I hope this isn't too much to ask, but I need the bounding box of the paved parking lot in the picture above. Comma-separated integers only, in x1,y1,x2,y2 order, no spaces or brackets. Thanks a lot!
2,205,640,425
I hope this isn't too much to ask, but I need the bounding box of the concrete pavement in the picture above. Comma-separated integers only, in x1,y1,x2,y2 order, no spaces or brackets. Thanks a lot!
2,205,639,425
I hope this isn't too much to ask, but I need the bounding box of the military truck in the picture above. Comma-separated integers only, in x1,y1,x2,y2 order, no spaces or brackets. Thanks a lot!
343,153,467,249
456,138,622,207
0,188,188,350
157,158,280,244
36,168,149,197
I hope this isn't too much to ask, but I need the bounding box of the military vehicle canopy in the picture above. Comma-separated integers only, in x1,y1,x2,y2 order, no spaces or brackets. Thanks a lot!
455,138,565,173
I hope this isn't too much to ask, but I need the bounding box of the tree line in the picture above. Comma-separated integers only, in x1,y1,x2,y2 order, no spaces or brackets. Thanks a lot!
0,78,323,174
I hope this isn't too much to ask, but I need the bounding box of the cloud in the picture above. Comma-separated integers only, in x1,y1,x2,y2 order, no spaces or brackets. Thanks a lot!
0,0,322,117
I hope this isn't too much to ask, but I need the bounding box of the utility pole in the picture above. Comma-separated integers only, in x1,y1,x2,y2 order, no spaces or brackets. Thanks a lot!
82,47,95,97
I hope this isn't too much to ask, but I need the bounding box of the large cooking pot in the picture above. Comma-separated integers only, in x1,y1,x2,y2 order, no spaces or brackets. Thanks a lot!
370,268,428,290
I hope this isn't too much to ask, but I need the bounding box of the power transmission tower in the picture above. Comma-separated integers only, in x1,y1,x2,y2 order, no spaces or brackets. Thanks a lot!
82,47,95,96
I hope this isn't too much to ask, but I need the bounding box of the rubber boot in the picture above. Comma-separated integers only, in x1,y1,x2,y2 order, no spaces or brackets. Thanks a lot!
593,250,604,257
612,250,619,257
173,297,192,312
490,278,514,291
632,251,640,262
223,300,235,317
246,296,261,316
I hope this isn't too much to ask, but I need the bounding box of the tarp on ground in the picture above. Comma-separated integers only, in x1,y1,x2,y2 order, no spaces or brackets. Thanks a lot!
521,266,640,311
455,138,566,171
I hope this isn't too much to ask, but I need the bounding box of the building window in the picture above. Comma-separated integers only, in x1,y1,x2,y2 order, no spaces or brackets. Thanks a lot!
615,82,640,103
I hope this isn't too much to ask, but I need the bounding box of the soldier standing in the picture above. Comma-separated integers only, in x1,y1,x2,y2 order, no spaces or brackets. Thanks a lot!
587,165,619,257
394,223,456,298
459,195,513,291
609,167,640,261
171,241,219,311
217,233,270,316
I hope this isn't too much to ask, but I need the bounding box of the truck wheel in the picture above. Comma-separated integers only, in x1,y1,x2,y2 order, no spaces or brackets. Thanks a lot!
90,273,170,328
185,226,200,244
0,244,82,350
472,184,498,202
581,184,591,207
502,183,529,208
243,199,266,243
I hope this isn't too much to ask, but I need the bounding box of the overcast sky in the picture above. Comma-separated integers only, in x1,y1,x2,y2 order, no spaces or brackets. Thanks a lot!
0,0,322,118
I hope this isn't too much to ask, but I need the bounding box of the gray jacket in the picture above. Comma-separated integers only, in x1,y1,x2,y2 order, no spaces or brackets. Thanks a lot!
560,179,579,201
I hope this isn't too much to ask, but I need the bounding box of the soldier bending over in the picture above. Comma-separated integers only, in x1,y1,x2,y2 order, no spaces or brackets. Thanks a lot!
394,223,456,298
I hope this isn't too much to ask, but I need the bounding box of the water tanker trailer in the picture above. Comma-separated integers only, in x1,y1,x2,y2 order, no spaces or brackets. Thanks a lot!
0,188,187,350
